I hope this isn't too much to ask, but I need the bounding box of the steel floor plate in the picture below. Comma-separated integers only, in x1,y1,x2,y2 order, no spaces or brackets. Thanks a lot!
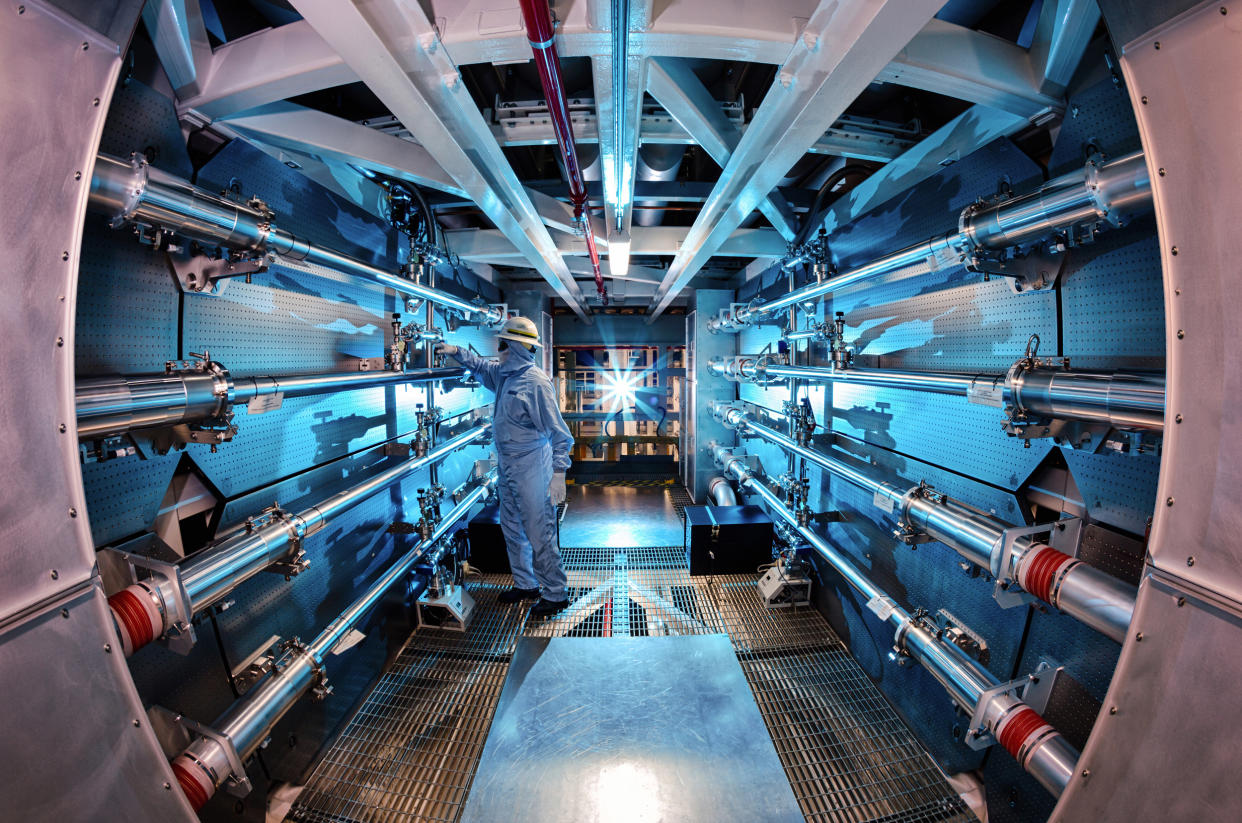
289,546,974,823
459,634,804,823
558,485,685,548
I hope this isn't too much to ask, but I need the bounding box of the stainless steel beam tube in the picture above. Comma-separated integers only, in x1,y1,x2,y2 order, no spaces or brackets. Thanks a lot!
108,423,490,657
170,474,497,811
711,402,1135,642
710,443,1077,797
180,423,490,610
960,151,1150,251
1008,366,1165,431
710,152,1152,332
716,360,1165,434
764,363,986,396
89,153,504,324
76,371,232,440
77,366,466,440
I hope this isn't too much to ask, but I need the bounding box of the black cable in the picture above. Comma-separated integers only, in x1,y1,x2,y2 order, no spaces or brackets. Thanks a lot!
408,183,438,247
794,163,874,246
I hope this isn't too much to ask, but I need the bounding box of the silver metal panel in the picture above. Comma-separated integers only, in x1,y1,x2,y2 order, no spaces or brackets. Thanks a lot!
1053,574,1242,821
1050,4,1242,817
0,0,125,620
1118,1,1242,600
459,634,804,823
559,485,685,548
0,584,193,820
690,292,734,502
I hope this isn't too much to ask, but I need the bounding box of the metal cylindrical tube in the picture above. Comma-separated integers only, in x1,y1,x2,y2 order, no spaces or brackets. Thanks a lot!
713,153,1152,333
763,363,990,397
171,474,497,809
76,371,230,439
714,451,1080,797
713,405,894,502
89,154,503,324
79,367,467,440
707,476,738,506
962,151,1150,251
902,495,1005,570
309,477,494,659
235,367,467,402
1007,366,1165,431
1015,544,1134,643
122,423,490,656
737,234,957,324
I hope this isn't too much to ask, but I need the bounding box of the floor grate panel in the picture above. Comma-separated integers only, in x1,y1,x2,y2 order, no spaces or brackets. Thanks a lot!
290,545,973,823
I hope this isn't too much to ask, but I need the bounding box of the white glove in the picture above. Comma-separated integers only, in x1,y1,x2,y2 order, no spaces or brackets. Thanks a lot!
436,343,459,358
549,472,567,506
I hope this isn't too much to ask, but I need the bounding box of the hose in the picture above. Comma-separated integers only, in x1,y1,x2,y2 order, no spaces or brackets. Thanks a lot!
793,163,873,246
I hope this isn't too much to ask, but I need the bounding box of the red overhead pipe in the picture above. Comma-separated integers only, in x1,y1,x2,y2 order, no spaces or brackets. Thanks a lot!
520,0,608,305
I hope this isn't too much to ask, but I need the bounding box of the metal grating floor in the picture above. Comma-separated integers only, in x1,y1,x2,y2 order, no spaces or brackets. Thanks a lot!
290,546,974,823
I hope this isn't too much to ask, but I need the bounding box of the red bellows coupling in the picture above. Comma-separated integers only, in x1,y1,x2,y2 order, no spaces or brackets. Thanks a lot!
1017,544,1080,605
996,706,1055,765
518,0,608,304
172,756,213,811
107,583,163,656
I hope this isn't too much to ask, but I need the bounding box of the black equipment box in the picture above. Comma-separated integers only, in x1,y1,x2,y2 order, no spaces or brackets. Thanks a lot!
683,505,774,575
467,504,512,573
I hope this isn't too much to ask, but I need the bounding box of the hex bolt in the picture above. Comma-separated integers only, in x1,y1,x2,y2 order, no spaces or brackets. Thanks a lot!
1158,167,1166,176
58,423,67,433
1175,414,1183,424
60,608,69,619
1177,329,1185,339
69,507,77,518
1154,41,1161,49
1141,95,1149,105
81,41,88,50
49,569,58,580
1187,556,1196,566
164,782,172,791
1109,706,1118,715
1082,769,1091,780
17,5,25,13
1135,632,1144,641
56,336,63,347
1177,596,1187,607
132,719,140,727
73,171,81,181
1171,246,1179,256
61,251,69,261
92,97,100,106
103,643,112,654
1166,497,1175,506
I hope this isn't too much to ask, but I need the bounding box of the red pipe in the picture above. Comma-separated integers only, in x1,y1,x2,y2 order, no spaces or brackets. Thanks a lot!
520,0,608,305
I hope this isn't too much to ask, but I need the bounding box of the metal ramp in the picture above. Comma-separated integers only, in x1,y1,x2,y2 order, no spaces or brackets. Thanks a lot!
290,546,974,823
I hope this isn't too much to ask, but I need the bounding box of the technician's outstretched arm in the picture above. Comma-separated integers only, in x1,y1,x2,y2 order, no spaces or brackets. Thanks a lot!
437,344,502,393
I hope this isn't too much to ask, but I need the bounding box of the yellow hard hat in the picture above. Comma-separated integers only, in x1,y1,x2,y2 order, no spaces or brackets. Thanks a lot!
496,315,542,349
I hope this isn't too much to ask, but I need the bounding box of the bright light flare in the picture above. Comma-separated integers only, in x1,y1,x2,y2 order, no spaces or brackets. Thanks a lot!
600,370,640,410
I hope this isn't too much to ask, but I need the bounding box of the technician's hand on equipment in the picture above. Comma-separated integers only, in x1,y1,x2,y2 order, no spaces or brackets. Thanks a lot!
436,343,459,358
549,472,567,506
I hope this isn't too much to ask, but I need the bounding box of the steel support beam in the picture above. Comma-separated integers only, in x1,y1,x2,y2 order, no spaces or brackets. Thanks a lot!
649,0,943,317
220,102,464,196
447,226,786,263
646,57,798,240
876,18,1064,119
142,0,211,97
1030,0,1102,94
288,0,590,320
177,12,1060,129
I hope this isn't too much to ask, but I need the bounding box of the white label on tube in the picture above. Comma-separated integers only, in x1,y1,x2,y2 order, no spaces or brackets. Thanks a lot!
866,596,897,621
248,392,284,414
967,383,1004,407
873,490,895,513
